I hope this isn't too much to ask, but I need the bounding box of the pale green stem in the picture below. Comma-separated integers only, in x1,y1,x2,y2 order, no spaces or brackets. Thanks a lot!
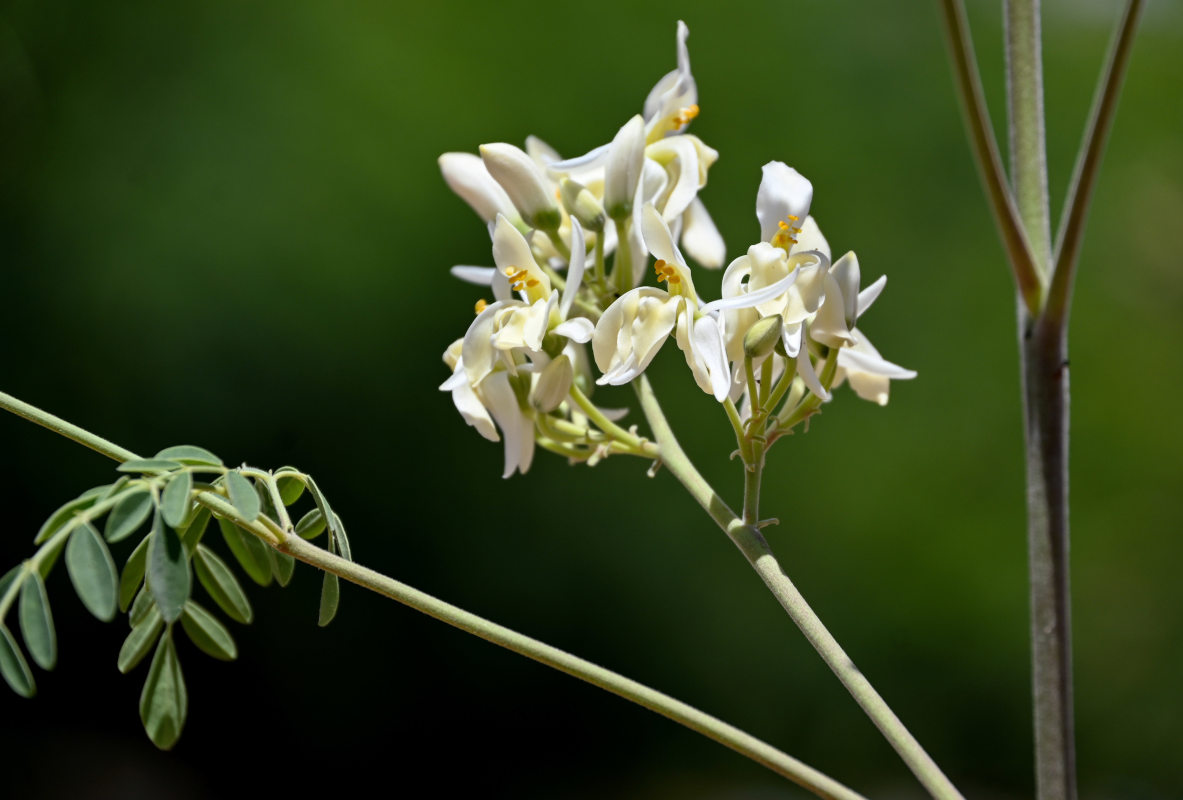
1047,0,1144,327
567,384,653,454
593,230,607,289
938,0,1044,315
612,216,634,297
1,390,867,798
1006,3,1075,798
722,398,752,463
635,375,964,800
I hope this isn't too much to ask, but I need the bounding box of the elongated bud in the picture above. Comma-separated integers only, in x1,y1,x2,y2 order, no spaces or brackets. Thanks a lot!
604,115,645,221
480,143,561,230
533,355,573,412
559,178,605,232
744,314,783,359
438,152,519,224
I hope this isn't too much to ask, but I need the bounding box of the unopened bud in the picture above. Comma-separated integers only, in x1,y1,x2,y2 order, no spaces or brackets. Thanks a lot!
559,178,605,232
533,355,573,413
480,143,561,230
743,314,783,359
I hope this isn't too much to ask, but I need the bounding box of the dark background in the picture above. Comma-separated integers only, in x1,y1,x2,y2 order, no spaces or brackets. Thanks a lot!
1,1,1180,797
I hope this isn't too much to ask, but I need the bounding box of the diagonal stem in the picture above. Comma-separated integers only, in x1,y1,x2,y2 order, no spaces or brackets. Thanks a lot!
635,375,965,800
938,0,1045,315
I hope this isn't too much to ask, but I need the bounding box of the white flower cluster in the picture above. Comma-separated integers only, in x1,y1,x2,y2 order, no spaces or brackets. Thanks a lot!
440,22,915,477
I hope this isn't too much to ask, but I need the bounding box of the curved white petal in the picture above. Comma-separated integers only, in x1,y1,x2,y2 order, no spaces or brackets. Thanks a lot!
560,218,587,319
481,142,558,226
646,135,703,221
604,116,646,217
593,287,681,385
525,135,561,166
788,215,830,261
643,20,696,135
439,152,518,223
810,272,855,349
548,142,611,176
482,371,533,478
830,252,861,326
553,317,594,343
450,265,496,285
797,341,831,402
680,197,725,269
700,264,802,315
857,275,887,318
492,214,550,300
757,162,813,243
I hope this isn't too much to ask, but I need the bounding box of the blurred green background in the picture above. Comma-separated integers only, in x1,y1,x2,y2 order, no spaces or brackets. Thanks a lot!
1,0,1180,797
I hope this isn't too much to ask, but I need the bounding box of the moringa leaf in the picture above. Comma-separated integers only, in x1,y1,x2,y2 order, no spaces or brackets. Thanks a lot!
225,471,259,521
34,495,94,545
104,490,153,544
271,550,295,587
0,565,20,602
117,459,183,474
129,586,155,627
294,508,326,540
275,468,306,506
18,569,56,670
120,536,151,613
65,522,118,622
193,545,252,624
318,573,339,627
0,624,35,698
218,518,272,587
180,601,237,661
139,629,187,750
154,445,223,467
160,472,193,529
147,515,190,624
178,506,212,554
118,605,163,673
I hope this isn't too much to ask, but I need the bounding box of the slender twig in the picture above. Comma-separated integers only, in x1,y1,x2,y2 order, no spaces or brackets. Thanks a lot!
635,375,965,800
1047,0,1144,327
938,0,1044,315
0,389,863,800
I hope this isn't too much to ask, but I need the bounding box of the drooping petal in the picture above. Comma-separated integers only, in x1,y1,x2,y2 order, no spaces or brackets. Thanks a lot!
680,197,725,269
553,317,594,343
757,162,813,243
450,266,496,285
439,152,519,224
796,335,831,402
481,371,533,478
676,311,731,401
856,275,887,319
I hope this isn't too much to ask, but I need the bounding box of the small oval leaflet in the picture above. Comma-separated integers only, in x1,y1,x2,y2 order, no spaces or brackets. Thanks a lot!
318,573,339,627
34,494,94,545
0,624,35,698
271,550,295,587
275,468,306,506
117,459,183,474
154,445,223,467
139,629,187,750
178,506,212,554
294,508,326,540
225,470,260,521
160,472,193,529
65,522,119,622
193,545,253,625
18,570,56,671
129,586,155,628
104,490,153,544
118,606,164,674
217,518,272,587
180,601,237,661
147,517,191,624
120,536,151,613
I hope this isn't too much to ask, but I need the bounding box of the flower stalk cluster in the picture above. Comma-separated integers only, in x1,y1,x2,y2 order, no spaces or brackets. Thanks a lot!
439,22,915,479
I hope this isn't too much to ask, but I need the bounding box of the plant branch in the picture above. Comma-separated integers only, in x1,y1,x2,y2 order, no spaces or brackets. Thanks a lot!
0,388,861,800
938,0,1044,315
635,376,965,800
1047,0,1144,327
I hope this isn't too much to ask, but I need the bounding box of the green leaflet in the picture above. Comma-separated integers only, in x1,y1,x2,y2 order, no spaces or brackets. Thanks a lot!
271,550,295,587
18,569,56,670
104,490,153,544
117,459,182,474
34,494,93,545
294,508,326,540
0,565,20,604
65,522,118,622
178,506,212,554
129,586,155,628
154,445,223,467
225,471,260,521
0,624,35,698
218,518,271,587
318,573,340,627
147,516,190,624
179,601,237,661
193,545,253,624
139,628,187,750
160,471,193,529
119,536,151,613
118,606,163,673
275,468,306,505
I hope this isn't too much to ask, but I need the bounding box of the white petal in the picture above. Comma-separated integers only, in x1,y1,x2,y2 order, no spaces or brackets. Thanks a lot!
604,115,646,217
797,343,831,402
450,265,496,286
680,197,725,269
640,204,683,266
553,317,594,343
482,371,532,478
788,215,830,261
691,314,732,401
809,272,855,349
592,287,681,384
548,142,611,176
857,275,887,318
481,143,558,227
439,152,518,223
829,251,861,326
525,135,561,166
700,264,801,315
492,214,550,300
453,376,499,442
839,342,917,379
560,218,586,318
643,20,696,133
757,162,813,243
646,135,702,221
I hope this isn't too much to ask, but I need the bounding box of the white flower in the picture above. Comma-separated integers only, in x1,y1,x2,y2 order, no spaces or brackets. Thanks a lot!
480,143,562,230
438,152,521,227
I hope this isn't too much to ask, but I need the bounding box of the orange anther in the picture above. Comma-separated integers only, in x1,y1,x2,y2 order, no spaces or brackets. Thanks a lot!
474,299,488,314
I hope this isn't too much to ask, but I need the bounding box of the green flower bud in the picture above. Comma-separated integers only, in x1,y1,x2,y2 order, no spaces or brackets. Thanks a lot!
559,178,605,232
743,314,783,359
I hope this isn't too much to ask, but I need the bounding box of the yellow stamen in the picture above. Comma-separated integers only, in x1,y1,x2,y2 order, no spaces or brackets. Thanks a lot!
526,279,539,287
474,298,488,314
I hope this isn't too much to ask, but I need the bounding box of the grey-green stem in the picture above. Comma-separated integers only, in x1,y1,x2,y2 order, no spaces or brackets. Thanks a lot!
635,376,965,800
0,388,864,800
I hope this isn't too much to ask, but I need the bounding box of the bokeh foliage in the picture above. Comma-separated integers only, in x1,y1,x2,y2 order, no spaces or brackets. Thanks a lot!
1,0,1180,797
